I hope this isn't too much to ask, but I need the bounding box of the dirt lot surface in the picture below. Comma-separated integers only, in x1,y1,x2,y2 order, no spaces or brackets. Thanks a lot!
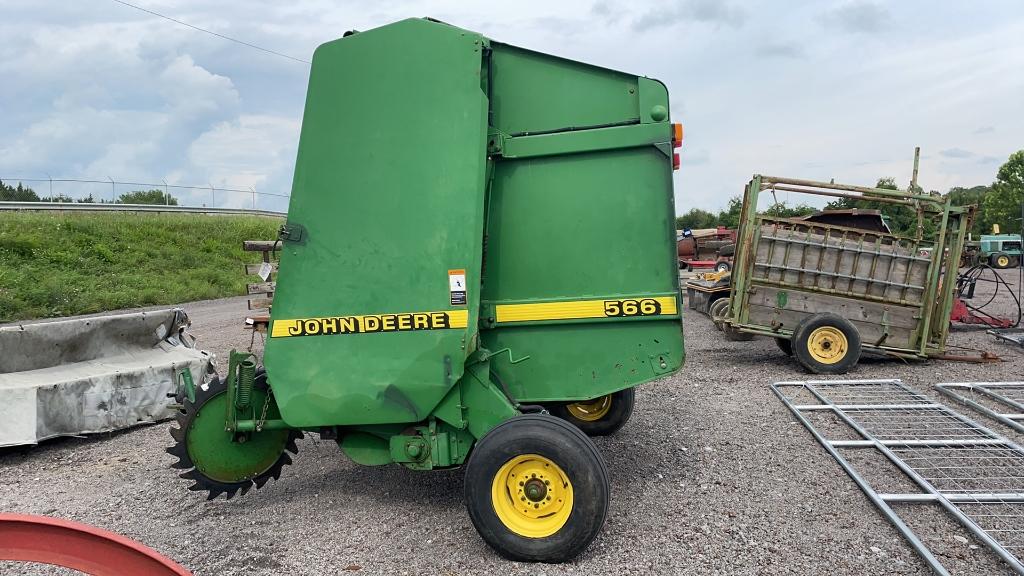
2,270,1023,575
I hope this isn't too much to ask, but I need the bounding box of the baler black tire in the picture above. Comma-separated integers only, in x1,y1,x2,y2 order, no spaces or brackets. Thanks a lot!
464,414,609,563
791,313,861,375
775,337,793,356
550,387,635,436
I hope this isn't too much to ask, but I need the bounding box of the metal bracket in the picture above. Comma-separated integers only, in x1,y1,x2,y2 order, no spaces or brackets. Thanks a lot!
486,127,506,155
875,309,891,347
177,369,196,404
278,222,306,244
477,347,530,365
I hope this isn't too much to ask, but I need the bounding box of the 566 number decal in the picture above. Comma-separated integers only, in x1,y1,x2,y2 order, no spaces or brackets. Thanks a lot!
603,298,662,317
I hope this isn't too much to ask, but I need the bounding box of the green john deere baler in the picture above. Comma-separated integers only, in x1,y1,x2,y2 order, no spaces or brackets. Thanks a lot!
168,17,683,562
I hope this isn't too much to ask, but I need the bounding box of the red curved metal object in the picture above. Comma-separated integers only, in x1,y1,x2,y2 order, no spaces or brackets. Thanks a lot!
0,514,191,576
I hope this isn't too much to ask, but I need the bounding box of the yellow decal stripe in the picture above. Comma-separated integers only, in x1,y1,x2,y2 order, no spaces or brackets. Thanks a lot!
271,309,468,338
495,296,678,323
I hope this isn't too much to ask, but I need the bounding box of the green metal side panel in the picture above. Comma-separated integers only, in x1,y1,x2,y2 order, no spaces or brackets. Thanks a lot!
489,44,643,135
264,19,489,427
481,48,683,402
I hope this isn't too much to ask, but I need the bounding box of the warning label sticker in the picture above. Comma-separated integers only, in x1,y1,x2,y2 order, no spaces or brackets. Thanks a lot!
448,269,467,306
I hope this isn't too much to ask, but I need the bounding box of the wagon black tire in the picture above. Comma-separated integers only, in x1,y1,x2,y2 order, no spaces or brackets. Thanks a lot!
775,337,793,356
791,313,861,375
550,387,635,436
715,261,731,273
464,414,609,563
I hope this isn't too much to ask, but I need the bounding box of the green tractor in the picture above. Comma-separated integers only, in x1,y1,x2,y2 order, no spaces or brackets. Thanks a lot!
980,233,1022,269
168,18,684,562
962,227,1022,269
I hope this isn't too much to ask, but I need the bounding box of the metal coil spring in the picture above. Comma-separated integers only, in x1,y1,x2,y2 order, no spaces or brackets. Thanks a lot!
237,358,256,410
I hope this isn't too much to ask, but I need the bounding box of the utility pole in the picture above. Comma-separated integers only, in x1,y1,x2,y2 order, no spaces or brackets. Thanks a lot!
109,176,115,203
910,146,920,191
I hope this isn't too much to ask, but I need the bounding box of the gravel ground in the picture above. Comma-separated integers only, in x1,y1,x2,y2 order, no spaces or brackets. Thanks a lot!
2,269,1023,575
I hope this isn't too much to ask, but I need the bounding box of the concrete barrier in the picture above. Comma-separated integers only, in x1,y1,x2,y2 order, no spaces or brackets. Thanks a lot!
0,309,213,447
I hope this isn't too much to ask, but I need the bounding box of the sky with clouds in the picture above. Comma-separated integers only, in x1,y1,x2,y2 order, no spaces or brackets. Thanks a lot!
1,0,1022,212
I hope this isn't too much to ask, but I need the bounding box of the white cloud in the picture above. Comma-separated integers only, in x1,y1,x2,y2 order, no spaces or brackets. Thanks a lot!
1,0,1022,215
184,115,300,208
819,1,891,34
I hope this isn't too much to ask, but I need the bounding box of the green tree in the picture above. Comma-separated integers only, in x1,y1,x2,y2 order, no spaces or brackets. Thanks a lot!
824,177,929,237
0,181,40,201
118,189,178,205
763,201,816,219
717,196,745,229
40,193,75,202
983,151,1024,234
946,185,992,236
675,208,718,230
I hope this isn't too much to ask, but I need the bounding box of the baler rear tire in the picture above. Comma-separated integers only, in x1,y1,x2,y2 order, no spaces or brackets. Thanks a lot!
464,414,609,563
550,387,635,436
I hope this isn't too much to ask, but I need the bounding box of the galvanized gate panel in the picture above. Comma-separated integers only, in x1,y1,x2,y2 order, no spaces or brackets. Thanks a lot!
774,379,1024,574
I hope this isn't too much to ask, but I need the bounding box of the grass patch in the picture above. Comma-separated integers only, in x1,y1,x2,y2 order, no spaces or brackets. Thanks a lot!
0,212,281,322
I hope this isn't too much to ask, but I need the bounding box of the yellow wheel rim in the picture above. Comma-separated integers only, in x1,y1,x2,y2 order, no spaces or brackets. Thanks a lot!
807,326,848,365
997,255,1010,267
490,454,573,538
566,395,612,422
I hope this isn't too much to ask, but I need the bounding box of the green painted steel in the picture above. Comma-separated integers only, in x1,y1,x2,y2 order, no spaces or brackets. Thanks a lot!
481,42,681,402
185,388,291,483
264,19,490,428
258,18,681,459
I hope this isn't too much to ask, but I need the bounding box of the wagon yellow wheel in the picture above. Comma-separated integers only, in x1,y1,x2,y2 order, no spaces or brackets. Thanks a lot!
806,326,848,365
551,388,636,436
464,415,609,562
792,313,861,375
